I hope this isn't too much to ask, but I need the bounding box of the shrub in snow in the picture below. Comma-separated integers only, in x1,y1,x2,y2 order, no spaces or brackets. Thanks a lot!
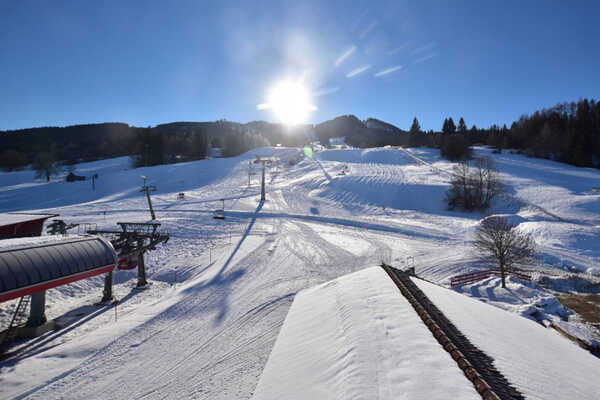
446,156,503,211
440,133,471,161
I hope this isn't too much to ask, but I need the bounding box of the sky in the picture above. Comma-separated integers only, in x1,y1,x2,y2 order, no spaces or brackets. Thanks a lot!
1,0,599,131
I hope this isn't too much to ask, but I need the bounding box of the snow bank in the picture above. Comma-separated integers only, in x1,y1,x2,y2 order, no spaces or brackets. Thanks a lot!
253,267,479,400
317,147,409,165
0,234,87,249
413,277,600,400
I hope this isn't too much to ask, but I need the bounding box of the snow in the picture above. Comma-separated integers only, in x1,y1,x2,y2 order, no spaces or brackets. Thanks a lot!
253,267,479,400
0,145,599,398
0,234,88,250
413,277,600,400
0,213,57,227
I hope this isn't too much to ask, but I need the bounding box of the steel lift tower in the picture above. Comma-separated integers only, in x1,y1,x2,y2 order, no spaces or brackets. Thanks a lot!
253,157,273,201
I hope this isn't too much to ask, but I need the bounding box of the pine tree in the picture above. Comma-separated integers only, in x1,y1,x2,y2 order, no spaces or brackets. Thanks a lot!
442,117,456,135
408,117,423,147
410,117,421,134
458,117,467,134
448,117,456,134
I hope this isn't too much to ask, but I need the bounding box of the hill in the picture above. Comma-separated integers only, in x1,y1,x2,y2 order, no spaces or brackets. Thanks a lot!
0,116,405,171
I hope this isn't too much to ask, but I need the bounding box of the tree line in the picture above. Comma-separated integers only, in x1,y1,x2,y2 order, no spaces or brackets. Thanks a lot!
491,99,600,167
1,97,598,174
0,120,311,173
406,98,600,168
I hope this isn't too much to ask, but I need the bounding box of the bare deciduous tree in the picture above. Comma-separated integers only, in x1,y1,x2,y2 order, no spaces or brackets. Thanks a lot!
473,216,535,288
473,156,502,208
33,151,60,182
446,156,503,211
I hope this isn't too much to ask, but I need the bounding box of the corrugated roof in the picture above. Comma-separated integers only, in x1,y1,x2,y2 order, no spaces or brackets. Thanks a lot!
0,236,117,302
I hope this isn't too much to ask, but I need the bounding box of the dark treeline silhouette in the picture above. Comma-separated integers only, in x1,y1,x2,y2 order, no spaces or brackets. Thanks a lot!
405,116,482,161
0,123,139,170
0,120,312,171
491,99,600,167
2,98,598,171
315,115,408,148
406,98,600,167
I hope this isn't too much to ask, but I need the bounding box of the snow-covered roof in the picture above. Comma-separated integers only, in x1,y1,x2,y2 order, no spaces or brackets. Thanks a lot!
0,234,86,250
253,267,479,400
0,212,58,227
255,267,600,400
413,277,600,400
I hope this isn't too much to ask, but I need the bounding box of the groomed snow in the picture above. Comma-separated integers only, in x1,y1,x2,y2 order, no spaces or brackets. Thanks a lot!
253,267,479,400
0,234,88,250
0,213,57,227
0,145,599,398
413,277,600,400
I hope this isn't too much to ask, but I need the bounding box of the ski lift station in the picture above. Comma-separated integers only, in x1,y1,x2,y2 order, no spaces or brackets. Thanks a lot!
0,236,117,338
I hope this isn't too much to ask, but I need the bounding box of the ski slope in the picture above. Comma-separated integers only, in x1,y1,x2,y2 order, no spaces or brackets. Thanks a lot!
1,146,599,398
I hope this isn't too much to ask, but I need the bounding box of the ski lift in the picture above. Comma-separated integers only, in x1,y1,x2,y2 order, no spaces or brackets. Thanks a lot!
117,255,138,270
213,198,226,220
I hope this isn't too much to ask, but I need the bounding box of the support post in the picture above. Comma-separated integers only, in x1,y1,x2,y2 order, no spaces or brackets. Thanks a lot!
102,271,113,302
145,186,156,220
27,291,47,327
261,163,266,201
137,247,147,288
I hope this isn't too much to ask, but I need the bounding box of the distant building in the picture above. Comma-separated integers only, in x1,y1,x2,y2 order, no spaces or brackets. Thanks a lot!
210,147,223,158
328,136,346,147
0,213,59,239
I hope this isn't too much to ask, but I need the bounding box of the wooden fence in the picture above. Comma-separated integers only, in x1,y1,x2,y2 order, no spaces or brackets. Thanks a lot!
450,269,531,287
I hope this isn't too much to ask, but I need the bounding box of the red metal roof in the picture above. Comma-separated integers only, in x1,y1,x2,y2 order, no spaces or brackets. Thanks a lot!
0,213,59,227
0,213,59,239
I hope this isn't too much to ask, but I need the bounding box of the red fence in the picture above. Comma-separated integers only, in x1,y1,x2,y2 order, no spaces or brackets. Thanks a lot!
450,269,531,287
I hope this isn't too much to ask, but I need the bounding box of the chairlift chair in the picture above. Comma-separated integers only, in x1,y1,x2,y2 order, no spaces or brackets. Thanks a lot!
213,209,225,220
117,255,138,270
213,199,226,219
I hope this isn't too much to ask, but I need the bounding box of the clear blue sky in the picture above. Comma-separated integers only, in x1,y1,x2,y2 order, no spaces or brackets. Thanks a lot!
1,0,599,131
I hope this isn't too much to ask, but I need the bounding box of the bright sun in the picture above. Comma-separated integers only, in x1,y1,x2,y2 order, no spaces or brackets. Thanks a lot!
260,81,315,125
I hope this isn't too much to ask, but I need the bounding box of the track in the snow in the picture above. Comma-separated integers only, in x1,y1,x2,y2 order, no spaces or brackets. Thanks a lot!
381,264,525,400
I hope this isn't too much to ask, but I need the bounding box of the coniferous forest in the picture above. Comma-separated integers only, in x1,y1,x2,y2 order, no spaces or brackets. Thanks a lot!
1,98,598,172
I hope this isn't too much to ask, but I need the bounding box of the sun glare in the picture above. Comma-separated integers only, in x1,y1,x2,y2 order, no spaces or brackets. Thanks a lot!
260,81,315,125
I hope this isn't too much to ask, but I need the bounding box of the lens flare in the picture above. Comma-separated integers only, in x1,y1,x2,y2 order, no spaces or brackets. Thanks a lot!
258,81,316,125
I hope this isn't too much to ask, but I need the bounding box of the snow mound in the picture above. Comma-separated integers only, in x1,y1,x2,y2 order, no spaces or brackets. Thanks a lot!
317,147,410,165
480,213,528,228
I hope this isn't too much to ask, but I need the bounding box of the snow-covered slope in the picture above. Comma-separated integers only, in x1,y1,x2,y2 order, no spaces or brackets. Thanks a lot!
0,146,599,399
